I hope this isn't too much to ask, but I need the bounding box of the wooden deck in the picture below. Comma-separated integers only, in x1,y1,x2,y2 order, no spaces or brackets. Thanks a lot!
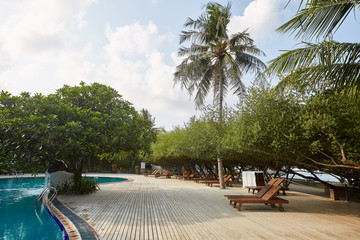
58,174,360,240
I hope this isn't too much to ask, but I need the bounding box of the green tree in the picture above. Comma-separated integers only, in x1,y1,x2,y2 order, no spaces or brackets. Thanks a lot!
265,0,360,94
174,2,266,188
54,82,157,181
0,83,157,191
294,92,360,185
224,85,303,177
151,107,231,177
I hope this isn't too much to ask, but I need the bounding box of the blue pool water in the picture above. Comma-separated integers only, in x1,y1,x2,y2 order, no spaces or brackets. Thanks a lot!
87,176,127,184
0,177,63,240
0,176,127,240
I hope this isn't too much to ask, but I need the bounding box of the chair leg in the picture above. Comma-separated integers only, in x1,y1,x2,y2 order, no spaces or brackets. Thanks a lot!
237,203,243,211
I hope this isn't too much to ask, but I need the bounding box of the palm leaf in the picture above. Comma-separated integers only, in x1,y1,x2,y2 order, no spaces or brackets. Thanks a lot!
266,41,360,93
174,2,265,109
278,0,360,40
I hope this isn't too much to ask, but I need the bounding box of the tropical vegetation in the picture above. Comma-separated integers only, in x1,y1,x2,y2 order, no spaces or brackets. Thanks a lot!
152,84,360,188
174,2,266,188
265,0,360,94
153,0,360,194
0,82,157,193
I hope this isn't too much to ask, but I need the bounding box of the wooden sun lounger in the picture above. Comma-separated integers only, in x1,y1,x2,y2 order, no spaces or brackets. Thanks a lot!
155,170,172,178
247,178,289,195
225,179,283,203
197,174,229,183
247,186,289,195
193,174,215,183
183,172,197,180
144,169,159,177
225,179,289,211
246,178,277,193
204,175,233,187
177,172,190,180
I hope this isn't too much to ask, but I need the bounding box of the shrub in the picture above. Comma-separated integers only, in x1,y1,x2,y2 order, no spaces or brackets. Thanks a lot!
57,176,99,195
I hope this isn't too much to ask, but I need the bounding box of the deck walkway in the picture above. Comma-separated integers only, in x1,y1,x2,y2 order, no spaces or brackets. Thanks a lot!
58,174,360,240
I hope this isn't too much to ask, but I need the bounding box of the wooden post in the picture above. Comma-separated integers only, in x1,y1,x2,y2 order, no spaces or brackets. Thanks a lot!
329,188,340,200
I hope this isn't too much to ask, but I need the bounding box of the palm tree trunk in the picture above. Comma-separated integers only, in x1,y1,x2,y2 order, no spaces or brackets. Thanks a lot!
217,67,225,189
217,157,225,189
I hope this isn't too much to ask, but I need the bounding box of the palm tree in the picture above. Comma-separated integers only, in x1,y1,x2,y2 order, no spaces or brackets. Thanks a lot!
266,0,360,94
174,2,266,189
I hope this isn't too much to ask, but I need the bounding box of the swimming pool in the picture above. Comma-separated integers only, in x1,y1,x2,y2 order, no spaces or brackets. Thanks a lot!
0,176,127,240
0,177,63,240
87,176,127,184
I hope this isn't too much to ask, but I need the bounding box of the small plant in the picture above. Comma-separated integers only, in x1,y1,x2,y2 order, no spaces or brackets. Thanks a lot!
57,176,100,195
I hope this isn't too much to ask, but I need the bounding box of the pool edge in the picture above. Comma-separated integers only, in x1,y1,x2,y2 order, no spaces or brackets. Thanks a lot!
43,193,101,240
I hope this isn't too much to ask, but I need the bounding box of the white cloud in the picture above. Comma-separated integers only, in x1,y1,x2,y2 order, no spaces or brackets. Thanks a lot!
0,0,96,56
228,0,290,43
104,22,168,58
0,0,97,93
102,22,197,129
0,1,199,130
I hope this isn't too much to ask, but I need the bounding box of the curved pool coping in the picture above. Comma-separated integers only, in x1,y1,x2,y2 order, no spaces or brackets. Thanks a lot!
43,177,131,240
42,192,80,240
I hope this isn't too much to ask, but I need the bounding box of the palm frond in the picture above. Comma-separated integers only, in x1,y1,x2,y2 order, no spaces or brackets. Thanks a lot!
266,41,360,76
195,65,215,107
177,44,209,57
278,0,359,40
267,41,360,94
174,54,215,107
174,2,266,109
229,31,266,58
235,53,267,75
272,63,360,94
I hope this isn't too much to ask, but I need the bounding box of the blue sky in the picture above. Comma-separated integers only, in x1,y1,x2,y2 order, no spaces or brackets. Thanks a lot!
0,0,359,130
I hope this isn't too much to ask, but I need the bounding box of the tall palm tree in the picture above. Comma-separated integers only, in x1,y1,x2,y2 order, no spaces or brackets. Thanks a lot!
266,0,360,94
174,2,266,189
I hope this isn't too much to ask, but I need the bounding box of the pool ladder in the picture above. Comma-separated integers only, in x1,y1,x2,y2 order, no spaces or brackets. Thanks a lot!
36,187,57,207
13,170,24,178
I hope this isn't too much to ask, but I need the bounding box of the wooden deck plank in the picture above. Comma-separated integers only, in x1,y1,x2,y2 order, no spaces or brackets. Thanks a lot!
58,174,360,240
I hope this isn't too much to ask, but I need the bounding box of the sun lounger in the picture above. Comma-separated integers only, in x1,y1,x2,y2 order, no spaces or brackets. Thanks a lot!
155,170,172,178
246,178,277,193
144,169,159,177
247,178,289,195
183,172,197,180
193,174,215,183
177,172,190,180
204,175,233,187
225,179,283,203
224,179,289,211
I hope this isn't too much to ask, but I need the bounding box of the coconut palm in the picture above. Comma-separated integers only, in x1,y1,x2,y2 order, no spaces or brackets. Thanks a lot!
174,2,266,188
266,0,360,94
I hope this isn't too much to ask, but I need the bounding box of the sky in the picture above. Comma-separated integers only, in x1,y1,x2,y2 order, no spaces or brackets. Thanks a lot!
0,0,359,130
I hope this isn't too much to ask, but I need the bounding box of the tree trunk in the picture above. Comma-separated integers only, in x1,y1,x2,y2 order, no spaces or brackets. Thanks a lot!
130,152,137,170
217,66,225,189
73,158,83,184
217,158,225,189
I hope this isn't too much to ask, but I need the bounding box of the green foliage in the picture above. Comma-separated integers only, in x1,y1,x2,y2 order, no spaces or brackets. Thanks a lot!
151,105,235,171
152,84,360,186
175,2,266,110
0,82,157,186
277,0,359,40
58,177,100,195
175,2,266,188
266,0,360,95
